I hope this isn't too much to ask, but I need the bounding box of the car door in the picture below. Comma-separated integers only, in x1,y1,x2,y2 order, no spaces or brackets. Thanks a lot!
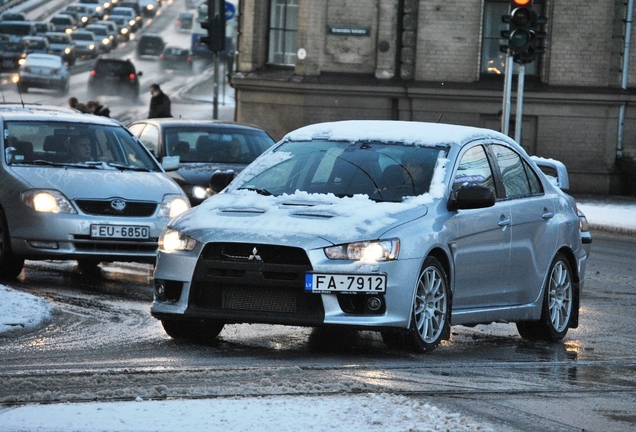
489,144,558,305
448,144,512,309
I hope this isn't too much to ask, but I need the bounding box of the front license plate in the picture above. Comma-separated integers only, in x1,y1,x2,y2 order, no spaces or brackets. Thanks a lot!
305,273,386,294
91,225,150,239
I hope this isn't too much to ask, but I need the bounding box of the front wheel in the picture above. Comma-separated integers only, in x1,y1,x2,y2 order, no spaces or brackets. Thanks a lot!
161,319,224,345
517,253,574,341
382,256,450,353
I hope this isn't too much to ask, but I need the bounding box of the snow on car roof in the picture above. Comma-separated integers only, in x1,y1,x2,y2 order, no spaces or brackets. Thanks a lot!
283,120,513,147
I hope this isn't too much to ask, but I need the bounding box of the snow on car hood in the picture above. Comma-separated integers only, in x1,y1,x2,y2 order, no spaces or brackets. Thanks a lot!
12,166,182,200
173,190,436,246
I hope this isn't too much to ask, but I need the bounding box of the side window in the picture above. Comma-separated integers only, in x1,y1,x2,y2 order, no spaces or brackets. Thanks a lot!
453,145,495,195
137,124,159,156
490,144,531,198
523,159,544,194
268,0,298,65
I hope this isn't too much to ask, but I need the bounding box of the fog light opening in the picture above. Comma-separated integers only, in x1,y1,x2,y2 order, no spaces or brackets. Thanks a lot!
367,296,382,311
155,283,165,298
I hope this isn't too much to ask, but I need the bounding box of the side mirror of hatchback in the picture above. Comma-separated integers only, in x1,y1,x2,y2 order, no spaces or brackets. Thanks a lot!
210,170,235,193
448,184,495,211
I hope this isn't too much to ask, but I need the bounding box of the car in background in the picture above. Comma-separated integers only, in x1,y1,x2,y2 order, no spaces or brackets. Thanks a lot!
108,7,141,32
0,12,26,22
16,53,70,95
87,57,142,99
44,32,76,65
136,33,164,58
104,15,132,41
70,29,99,58
175,11,193,31
150,120,592,353
159,46,193,72
23,36,51,55
139,0,159,17
0,104,190,280
84,23,114,52
33,21,55,36
0,38,27,72
126,119,275,205
116,1,143,25
49,14,78,34
79,0,109,16
93,20,119,48
0,21,37,39
64,3,98,27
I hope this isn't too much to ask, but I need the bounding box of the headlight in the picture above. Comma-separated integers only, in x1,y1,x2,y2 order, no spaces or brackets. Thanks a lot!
129,19,136,26
88,44,95,50
158,195,190,218
64,47,71,54
191,185,209,200
577,207,590,233
159,228,196,252
21,190,77,214
324,239,400,262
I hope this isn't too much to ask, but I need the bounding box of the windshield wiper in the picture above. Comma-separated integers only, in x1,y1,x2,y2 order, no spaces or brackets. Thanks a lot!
238,187,272,196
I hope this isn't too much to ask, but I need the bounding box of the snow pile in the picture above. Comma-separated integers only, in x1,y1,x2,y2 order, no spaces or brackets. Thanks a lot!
0,285,55,334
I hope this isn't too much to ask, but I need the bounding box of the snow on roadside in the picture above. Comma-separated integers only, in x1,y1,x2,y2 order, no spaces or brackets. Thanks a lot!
0,285,55,335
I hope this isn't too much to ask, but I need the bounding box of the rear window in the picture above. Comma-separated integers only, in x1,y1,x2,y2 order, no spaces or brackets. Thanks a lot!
0,23,33,35
95,60,135,75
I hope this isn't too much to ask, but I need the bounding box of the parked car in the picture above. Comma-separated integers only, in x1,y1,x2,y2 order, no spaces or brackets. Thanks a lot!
87,57,142,99
70,29,99,58
0,104,190,280
84,23,113,52
16,53,70,95
150,120,592,353
159,46,193,72
44,31,76,66
0,38,27,72
0,21,37,39
49,14,78,34
174,11,193,30
126,119,276,205
22,36,51,55
136,33,164,58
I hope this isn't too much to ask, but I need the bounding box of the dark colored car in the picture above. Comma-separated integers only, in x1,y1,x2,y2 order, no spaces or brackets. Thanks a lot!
0,12,26,22
0,21,37,39
49,14,78,34
136,33,164,58
44,31,76,65
126,119,276,205
23,36,50,55
175,12,193,30
87,57,143,100
159,46,192,72
0,39,27,72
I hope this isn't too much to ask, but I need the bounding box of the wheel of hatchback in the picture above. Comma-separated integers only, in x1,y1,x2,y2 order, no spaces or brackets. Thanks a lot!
161,319,225,345
0,209,25,280
516,252,574,341
382,256,451,353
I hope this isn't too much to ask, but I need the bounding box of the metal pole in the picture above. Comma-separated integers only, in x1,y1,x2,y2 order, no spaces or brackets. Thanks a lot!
501,55,514,135
617,0,634,159
213,52,219,119
515,63,525,144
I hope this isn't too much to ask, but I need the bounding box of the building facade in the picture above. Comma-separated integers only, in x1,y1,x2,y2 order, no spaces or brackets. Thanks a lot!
230,0,636,194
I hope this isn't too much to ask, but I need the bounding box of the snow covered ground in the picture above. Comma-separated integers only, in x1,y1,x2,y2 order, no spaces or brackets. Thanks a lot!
0,196,632,431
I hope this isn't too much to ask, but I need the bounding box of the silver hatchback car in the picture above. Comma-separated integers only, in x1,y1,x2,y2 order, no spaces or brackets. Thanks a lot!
0,105,190,279
151,120,591,353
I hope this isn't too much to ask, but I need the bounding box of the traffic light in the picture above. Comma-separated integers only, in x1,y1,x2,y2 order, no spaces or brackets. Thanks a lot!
500,0,548,64
200,0,226,52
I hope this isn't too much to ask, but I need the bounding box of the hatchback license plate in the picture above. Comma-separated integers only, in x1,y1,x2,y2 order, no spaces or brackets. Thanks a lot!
91,225,150,239
305,273,386,293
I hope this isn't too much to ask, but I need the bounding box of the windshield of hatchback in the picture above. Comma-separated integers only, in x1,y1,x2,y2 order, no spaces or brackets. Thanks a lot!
235,141,445,202
4,121,161,171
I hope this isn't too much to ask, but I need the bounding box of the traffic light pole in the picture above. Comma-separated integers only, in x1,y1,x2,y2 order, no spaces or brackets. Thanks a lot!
213,53,219,119
501,55,514,136
515,64,525,143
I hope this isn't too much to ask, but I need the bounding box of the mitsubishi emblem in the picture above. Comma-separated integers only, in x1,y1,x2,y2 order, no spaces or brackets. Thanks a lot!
248,247,262,261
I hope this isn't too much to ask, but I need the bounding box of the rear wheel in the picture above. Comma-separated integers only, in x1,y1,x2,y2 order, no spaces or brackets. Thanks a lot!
382,256,450,353
0,209,24,280
517,253,574,341
161,319,224,345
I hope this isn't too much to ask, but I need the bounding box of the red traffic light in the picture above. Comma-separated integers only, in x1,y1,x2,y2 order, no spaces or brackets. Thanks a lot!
512,0,532,5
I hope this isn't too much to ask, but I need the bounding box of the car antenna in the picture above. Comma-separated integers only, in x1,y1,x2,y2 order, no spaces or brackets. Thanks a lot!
14,80,25,108
437,114,443,123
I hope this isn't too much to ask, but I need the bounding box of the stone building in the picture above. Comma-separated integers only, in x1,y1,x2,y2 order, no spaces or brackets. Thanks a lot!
230,0,636,194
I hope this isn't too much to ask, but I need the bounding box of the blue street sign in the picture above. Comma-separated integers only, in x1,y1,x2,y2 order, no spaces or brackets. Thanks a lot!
225,2,236,20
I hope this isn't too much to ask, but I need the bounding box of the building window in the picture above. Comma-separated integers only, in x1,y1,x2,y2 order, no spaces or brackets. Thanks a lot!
268,0,299,65
481,0,543,76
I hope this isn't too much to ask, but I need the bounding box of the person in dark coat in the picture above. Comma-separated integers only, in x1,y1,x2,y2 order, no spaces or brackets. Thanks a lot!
148,83,172,118
86,100,110,117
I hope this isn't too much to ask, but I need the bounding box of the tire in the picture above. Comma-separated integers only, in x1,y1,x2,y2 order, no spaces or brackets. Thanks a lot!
161,319,224,345
0,208,24,280
516,253,574,341
382,256,450,353
77,258,102,270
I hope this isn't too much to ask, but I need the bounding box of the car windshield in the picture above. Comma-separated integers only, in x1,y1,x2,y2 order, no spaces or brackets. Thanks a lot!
164,128,274,164
46,34,69,43
71,33,93,41
0,23,31,35
51,17,71,25
4,121,161,171
234,141,445,202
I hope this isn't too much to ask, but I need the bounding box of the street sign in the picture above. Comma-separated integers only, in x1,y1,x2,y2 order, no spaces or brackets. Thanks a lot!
225,1,236,20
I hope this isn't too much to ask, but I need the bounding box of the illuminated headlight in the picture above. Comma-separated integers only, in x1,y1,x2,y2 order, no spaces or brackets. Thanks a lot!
324,239,400,262
577,207,590,233
147,5,154,10
12,74,19,83
82,17,88,23
191,185,209,200
121,28,129,34
64,47,71,54
21,190,77,214
96,6,102,12
158,195,190,218
102,38,110,45
66,29,73,34
88,44,95,50
129,19,136,26
159,228,196,252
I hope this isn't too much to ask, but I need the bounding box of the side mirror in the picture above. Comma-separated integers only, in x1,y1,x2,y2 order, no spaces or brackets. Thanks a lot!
210,170,235,193
161,155,180,171
448,185,495,211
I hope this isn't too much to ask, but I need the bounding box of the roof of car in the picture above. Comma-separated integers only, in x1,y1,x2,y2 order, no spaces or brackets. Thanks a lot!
0,105,116,124
128,119,268,131
283,120,516,148
24,53,64,65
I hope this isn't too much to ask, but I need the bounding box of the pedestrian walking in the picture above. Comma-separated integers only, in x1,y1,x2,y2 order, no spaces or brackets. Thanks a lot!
148,83,172,118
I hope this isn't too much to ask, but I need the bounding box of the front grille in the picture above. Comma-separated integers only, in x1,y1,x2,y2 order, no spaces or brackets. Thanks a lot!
73,236,158,253
75,199,157,217
188,242,323,325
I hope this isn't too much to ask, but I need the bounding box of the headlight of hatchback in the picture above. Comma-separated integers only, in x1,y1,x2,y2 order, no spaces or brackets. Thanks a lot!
158,195,190,218
21,190,77,214
324,239,400,262
159,228,196,252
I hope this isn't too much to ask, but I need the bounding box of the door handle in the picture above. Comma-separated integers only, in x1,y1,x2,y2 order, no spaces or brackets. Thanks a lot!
498,217,511,227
